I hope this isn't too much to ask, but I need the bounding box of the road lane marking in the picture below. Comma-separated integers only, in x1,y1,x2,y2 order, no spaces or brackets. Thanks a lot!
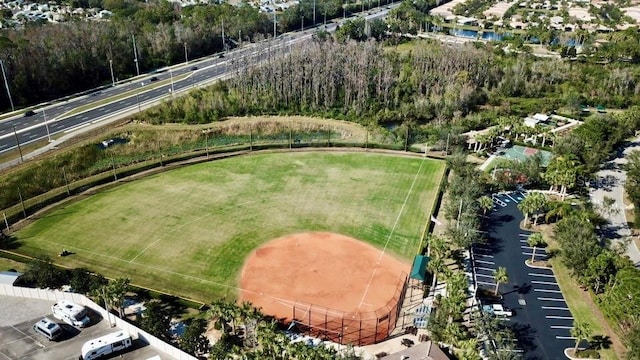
534,289,562,293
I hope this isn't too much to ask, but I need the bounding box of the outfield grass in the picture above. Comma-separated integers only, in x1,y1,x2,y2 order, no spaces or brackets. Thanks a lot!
14,152,445,302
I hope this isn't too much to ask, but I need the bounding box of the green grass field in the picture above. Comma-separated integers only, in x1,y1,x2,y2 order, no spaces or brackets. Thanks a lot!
14,152,445,302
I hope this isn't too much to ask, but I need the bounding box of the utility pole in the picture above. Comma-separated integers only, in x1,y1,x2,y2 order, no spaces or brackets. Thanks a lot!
12,125,22,162
109,59,115,86
0,60,14,112
132,34,140,76
184,42,188,64
43,109,51,142
344,0,347,18
313,0,316,25
169,69,175,96
221,19,225,52
301,15,304,32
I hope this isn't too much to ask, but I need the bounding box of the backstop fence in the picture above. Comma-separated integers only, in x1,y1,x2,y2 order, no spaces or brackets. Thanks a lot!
290,272,408,346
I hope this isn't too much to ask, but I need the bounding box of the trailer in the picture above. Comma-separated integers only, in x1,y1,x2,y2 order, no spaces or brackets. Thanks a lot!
79,331,132,360
52,299,91,328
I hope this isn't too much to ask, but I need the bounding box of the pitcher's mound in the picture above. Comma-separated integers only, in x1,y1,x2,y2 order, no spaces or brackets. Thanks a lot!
239,232,409,322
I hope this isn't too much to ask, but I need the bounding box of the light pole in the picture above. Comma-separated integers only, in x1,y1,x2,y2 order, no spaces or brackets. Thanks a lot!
169,69,175,96
132,34,140,76
183,42,188,64
313,0,316,25
43,108,51,142
0,60,14,112
109,59,115,86
301,15,304,32
136,82,144,112
221,19,225,52
12,125,23,162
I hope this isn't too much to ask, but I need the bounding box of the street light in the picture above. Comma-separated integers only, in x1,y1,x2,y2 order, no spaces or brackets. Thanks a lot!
301,15,304,32
109,59,115,87
0,60,14,112
136,82,144,112
43,108,51,142
169,69,175,96
132,34,140,76
183,42,188,65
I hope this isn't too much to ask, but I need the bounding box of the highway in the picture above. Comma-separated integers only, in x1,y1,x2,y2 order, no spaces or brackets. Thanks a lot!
0,6,397,157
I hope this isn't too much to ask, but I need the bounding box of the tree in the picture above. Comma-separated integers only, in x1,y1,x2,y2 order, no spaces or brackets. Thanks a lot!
141,300,172,341
554,216,601,275
478,195,493,217
527,233,546,263
582,249,617,294
545,200,574,223
544,155,581,200
180,318,210,356
494,267,508,296
21,255,67,289
571,321,592,353
518,192,547,226
69,268,107,294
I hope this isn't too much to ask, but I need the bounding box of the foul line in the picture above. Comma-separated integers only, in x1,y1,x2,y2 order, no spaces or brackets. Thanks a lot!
358,158,426,311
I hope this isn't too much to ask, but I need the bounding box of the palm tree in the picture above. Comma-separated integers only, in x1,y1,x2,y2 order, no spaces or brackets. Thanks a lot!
545,200,574,223
571,321,592,353
518,192,547,226
527,233,546,262
107,277,130,318
494,267,509,296
478,195,493,217
544,155,581,200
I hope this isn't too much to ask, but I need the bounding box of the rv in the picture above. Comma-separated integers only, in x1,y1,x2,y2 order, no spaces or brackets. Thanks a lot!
52,299,91,328
33,317,63,341
79,331,132,360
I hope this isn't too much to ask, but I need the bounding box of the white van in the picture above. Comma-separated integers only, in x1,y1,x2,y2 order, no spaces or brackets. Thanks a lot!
33,317,63,341
52,299,90,328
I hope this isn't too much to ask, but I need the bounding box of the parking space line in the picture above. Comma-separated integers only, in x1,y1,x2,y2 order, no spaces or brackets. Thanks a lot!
476,274,495,278
505,193,518,202
556,336,577,340
541,306,570,310
538,297,566,302
11,325,44,348
519,234,529,237
475,260,495,265
534,289,562,293
475,254,493,258
519,239,528,243
528,273,555,277
551,326,574,329
546,315,574,320
477,281,496,286
523,252,547,257
476,267,495,272
531,280,558,286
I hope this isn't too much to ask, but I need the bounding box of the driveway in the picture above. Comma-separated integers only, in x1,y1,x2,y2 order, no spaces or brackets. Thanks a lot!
589,138,640,267
472,192,575,359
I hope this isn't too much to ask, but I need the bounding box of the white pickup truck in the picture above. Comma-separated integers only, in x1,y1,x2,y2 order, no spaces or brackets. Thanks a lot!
482,304,513,317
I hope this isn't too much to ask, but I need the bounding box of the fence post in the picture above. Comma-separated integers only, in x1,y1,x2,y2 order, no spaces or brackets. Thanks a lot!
17,186,26,218
62,167,70,195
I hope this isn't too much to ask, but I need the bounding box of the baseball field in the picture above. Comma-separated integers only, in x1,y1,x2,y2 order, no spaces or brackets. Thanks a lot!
13,151,445,303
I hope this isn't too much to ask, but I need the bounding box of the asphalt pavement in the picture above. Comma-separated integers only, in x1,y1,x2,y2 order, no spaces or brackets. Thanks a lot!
589,137,640,267
474,191,576,359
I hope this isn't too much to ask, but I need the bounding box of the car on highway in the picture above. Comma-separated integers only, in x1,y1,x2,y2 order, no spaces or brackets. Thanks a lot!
482,304,513,317
24,110,36,117
150,76,158,81
190,66,198,71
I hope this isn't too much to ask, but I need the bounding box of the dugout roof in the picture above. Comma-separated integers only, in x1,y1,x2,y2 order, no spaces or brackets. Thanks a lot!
410,255,429,282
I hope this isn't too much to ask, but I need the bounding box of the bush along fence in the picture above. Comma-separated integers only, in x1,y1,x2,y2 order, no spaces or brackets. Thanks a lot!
0,132,445,230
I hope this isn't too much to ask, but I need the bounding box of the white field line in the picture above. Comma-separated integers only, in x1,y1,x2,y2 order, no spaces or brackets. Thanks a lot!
358,158,426,310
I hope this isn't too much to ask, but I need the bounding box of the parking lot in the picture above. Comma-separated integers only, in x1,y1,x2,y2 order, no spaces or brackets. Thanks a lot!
0,296,172,360
472,191,575,359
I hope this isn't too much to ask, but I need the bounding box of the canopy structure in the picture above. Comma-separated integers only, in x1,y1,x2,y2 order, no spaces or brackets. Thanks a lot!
410,255,430,282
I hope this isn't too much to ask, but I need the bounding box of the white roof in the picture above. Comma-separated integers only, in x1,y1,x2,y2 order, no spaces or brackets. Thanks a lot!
533,113,549,121
0,271,22,285
81,331,130,354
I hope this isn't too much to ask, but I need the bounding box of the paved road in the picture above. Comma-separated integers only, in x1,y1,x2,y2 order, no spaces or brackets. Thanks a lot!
589,138,640,267
473,192,575,359
0,6,398,160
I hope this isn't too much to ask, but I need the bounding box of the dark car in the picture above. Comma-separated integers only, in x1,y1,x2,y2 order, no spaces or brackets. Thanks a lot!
190,66,198,71
24,110,36,117
150,76,158,81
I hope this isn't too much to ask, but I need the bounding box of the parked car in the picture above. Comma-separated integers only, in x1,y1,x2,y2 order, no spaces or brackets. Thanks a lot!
33,318,63,340
482,304,513,317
